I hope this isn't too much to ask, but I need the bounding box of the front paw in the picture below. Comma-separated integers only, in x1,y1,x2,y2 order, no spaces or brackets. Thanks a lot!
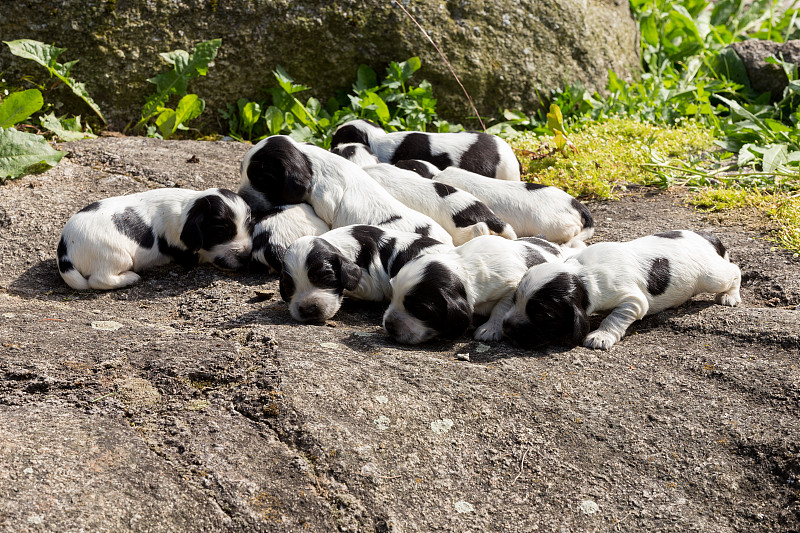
474,322,502,342
583,330,618,350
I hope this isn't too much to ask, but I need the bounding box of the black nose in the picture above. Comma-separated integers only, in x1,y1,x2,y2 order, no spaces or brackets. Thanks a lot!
384,319,400,338
298,303,321,321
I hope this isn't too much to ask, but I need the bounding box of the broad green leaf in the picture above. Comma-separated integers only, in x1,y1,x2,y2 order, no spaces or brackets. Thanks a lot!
273,65,310,95
762,144,788,173
713,139,743,153
399,57,421,82
714,47,751,88
0,89,43,128
155,108,177,139
737,143,756,167
641,14,659,46
241,101,261,130
546,104,564,133
362,92,390,123
355,65,378,92
0,127,65,179
288,123,313,142
174,94,205,128
264,106,283,135
39,112,92,141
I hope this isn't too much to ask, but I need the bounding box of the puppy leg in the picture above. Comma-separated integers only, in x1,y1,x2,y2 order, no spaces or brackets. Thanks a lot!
451,223,491,246
584,299,646,350
710,263,742,307
474,295,515,342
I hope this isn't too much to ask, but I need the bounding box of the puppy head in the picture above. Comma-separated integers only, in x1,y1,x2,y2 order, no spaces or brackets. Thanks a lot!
330,119,384,149
330,142,380,167
180,189,253,270
279,236,362,323
393,159,441,179
383,258,472,344
239,136,313,214
502,263,589,348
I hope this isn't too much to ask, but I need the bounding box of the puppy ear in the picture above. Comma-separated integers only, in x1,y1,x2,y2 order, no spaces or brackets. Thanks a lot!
180,207,205,251
439,295,472,340
338,255,362,291
570,303,590,346
247,137,312,205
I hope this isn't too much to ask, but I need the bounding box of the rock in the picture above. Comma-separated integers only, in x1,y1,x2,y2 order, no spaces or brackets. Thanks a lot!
0,1,640,130
728,40,800,101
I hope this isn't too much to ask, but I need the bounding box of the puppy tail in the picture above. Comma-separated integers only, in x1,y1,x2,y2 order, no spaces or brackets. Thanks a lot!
59,267,91,290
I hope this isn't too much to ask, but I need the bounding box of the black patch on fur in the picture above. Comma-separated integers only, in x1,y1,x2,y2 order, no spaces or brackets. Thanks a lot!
385,236,442,278
433,182,457,198
246,136,313,205
279,269,296,302
523,249,546,268
390,133,453,170
458,133,502,178
331,143,375,161
694,231,726,257
395,159,436,179
350,225,385,269
378,214,402,226
78,201,101,213
379,237,396,273
516,237,560,256
56,236,74,273
157,236,198,268
304,239,362,295
525,182,549,191
451,202,507,233
646,257,671,296
180,195,238,251
503,272,589,348
414,225,431,237
330,120,381,148
252,228,284,272
655,230,683,239
402,261,472,339
216,188,240,203
571,198,595,229
112,207,155,249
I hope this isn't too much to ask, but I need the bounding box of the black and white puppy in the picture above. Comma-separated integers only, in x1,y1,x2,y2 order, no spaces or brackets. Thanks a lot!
57,188,253,290
331,143,517,246
238,135,453,246
251,203,330,272
396,159,595,248
330,119,521,181
279,225,450,323
382,235,569,344
502,230,742,350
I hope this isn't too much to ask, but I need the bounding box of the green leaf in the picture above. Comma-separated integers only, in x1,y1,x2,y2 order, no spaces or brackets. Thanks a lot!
264,106,284,136
155,109,177,139
241,101,261,130
714,47,751,89
546,104,565,133
641,14,659,46
0,127,65,179
4,39,105,123
355,65,378,92
399,57,421,82
174,94,205,127
273,65,310,95
737,143,756,167
39,112,92,141
762,144,788,173
361,92,390,123
0,89,43,128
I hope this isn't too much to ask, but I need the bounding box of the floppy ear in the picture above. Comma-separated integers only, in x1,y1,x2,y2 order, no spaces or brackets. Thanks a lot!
438,294,472,340
180,207,205,251
338,255,362,292
570,303,590,346
247,137,312,205
279,270,296,303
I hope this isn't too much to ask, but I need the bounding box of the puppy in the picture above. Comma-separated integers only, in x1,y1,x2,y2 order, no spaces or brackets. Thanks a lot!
57,188,252,290
331,143,517,245
383,235,569,344
330,119,521,181
502,230,742,350
251,203,330,272
238,135,453,246
396,160,594,248
279,225,450,323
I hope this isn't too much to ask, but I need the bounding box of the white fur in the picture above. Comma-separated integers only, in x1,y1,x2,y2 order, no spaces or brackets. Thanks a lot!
57,188,252,290
332,143,517,245
251,203,330,272
503,230,742,350
281,225,449,322
330,119,521,181
383,235,569,344
430,165,595,248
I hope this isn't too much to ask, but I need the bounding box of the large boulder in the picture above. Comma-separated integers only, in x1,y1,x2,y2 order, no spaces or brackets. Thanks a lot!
728,40,800,101
0,0,640,131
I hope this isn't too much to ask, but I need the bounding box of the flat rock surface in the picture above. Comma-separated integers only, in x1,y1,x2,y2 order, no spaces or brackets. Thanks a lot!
0,137,798,532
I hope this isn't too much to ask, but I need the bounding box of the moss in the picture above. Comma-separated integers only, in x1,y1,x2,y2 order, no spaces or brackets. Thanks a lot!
511,118,714,199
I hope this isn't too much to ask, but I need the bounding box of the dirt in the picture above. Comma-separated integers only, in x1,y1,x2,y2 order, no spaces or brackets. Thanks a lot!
0,137,798,532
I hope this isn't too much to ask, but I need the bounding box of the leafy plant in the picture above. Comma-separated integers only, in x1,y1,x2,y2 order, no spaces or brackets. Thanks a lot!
4,39,106,124
135,38,221,138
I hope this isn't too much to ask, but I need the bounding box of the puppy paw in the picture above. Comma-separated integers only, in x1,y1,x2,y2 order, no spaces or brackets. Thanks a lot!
583,330,618,350
474,323,502,342
715,291,741,307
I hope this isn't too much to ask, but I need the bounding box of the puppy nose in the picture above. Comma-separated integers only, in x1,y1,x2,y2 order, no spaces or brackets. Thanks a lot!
384,319,400,338
298,303,321,321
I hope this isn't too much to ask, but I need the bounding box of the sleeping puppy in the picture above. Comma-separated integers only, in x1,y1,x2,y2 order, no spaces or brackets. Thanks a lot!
396,159,594,248
251,203,330,272
330,119,521,181
502,230,742,350
382,235,569,344
279,225,450,323
57,188,252,290
331,143,517,245
238,135,453,246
